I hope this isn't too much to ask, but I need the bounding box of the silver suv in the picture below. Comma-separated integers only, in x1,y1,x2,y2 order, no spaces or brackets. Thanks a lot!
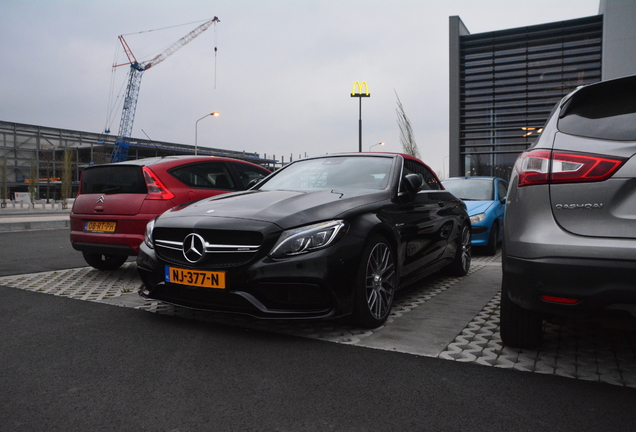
501,74,636,349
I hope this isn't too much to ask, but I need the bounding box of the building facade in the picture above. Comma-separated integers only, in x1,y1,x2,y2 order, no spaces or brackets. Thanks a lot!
0,120,274,202
449,0,636,180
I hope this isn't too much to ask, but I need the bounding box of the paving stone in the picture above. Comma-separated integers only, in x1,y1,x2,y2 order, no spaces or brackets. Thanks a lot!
512,356,537,373
599,369,627,387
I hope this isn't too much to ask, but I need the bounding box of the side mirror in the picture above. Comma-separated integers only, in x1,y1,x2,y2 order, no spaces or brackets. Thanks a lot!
247,178,263,189
403,174,422,194
500,196,507,204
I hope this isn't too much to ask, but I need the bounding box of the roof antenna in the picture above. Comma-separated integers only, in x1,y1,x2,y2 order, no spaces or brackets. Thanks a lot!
141,129,166,158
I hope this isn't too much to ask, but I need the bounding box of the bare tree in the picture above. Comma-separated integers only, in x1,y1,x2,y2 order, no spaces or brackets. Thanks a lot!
395,91,421,159
40,146,56,203
61,148,73,208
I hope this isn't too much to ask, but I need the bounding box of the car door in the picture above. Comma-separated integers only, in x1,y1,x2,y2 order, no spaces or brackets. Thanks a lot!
384,159,459,281
169,161,240,202
494,178,507,233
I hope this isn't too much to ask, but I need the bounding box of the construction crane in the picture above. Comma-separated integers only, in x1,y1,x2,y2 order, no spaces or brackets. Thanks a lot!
109,17,220,162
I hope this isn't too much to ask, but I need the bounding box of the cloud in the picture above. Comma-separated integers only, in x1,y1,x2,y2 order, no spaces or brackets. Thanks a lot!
0,0,600,173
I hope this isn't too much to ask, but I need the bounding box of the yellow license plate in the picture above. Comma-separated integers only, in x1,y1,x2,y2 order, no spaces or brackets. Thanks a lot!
165,266,226,289
85,221,117,233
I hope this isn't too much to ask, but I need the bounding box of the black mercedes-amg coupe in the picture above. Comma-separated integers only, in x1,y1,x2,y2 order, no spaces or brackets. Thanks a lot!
137,153,471,328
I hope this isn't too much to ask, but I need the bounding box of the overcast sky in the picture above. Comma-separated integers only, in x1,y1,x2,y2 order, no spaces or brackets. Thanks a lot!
1,0,600,175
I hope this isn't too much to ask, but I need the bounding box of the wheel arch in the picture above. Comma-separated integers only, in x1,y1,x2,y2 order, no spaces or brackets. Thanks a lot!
347,213,400,252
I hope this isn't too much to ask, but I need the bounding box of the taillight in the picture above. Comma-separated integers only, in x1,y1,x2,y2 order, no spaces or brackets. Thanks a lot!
541,295,580,305
142,167,175,200
516,149,626,187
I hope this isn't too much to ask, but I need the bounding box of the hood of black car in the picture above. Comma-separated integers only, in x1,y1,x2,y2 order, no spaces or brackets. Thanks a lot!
161,189,390,229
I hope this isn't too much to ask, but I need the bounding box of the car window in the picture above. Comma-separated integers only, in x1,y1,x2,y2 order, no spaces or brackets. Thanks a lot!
170,162,236,190
443,179,493,200
403,160,441,191
558,75,636,141
230,162,270,189
259,156,393,191
497,180,507,201
81,166,146,194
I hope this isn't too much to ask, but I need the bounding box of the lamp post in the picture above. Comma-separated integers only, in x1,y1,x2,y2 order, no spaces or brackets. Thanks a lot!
369,142,385,151
195,111,220,155
351,82,370,152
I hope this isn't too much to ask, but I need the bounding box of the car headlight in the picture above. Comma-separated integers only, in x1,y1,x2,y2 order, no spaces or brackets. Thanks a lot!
269,220,348,258
143,218,156,249
470,212,486,225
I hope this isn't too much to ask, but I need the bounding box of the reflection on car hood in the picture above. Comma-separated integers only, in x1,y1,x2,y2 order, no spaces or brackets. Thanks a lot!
161,189,390,229
463,200,494,216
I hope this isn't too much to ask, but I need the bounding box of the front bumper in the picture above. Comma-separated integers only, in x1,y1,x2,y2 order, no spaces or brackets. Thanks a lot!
136,234,365,320
469,224,489,246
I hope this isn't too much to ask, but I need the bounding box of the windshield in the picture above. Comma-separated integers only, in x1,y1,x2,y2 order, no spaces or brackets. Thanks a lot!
258,156,394,192
443,179,493,201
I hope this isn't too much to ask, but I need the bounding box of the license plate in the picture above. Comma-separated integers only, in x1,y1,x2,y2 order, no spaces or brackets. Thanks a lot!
85,221,117,233
165,266,226,289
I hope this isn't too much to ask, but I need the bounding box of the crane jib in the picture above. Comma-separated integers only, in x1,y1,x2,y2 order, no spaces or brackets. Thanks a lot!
109,17,220,163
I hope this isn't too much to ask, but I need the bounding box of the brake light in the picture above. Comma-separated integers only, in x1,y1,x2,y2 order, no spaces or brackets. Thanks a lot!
541,295,580,305
516,150,551,186
516,149,626,187
142,167,175,200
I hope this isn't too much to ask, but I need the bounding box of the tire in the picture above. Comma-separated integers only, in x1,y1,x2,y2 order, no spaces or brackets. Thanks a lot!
484,222,498,256
352,235,397,328
82,252,128,271
442,224,471,276
499,276,543,349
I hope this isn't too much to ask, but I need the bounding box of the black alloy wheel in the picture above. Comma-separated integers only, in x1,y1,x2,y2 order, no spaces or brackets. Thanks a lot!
352,235,396,328
82,252,128,271
442,224,471,276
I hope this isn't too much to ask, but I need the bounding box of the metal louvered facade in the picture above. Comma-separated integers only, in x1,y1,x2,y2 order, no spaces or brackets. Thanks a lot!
449,15,603,180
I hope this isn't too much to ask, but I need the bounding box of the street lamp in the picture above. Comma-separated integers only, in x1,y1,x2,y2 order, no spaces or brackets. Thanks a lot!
369,142,385,151
351,81,370,152
195,111,220,155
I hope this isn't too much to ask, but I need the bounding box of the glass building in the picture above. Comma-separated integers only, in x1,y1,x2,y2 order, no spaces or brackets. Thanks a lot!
449,0,636,180
449,16,602,180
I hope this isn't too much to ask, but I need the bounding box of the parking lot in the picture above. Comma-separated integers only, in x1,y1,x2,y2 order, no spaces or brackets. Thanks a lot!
1,250,634,388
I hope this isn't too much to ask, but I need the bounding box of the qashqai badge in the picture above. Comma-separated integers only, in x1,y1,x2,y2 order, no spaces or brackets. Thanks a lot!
183,233,206,263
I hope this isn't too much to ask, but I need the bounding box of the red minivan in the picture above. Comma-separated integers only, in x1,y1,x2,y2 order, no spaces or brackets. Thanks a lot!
70,156,271,270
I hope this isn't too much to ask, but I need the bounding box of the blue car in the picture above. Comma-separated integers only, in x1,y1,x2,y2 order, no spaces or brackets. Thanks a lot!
442,177,507,255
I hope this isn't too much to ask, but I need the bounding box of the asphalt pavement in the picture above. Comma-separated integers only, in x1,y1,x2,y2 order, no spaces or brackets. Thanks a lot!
3,282,636,432
1,207,636,430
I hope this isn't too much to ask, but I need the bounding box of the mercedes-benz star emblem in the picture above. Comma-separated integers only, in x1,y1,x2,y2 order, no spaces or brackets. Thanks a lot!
183,233,206,263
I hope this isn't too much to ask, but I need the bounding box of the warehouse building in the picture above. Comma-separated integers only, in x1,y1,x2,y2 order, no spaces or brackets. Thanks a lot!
0,120,275,202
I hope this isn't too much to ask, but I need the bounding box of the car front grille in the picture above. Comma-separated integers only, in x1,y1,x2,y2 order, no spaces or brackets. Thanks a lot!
154,227,264,268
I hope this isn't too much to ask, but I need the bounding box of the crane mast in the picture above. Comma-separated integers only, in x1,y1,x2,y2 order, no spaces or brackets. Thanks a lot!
110,17,219,162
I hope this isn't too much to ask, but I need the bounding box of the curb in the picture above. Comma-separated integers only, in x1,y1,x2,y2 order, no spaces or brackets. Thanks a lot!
0,219,71,232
